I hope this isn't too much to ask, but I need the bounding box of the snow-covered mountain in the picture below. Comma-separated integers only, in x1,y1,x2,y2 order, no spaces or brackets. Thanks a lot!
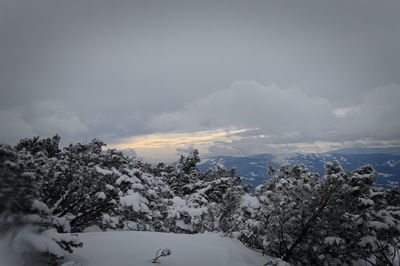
199,152,400,189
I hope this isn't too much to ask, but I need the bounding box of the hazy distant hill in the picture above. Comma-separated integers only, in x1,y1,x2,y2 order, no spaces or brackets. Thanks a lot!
198,152,400,189
327,147,400,155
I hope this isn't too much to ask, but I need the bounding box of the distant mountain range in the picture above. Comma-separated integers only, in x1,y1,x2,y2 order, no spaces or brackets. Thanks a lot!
198,148,400,189
327,147,400,155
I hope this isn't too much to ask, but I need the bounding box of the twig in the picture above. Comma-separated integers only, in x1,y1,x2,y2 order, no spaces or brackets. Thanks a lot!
152,248,172,263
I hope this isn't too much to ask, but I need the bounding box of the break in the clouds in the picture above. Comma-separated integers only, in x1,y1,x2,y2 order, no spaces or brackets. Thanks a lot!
1,0,400,161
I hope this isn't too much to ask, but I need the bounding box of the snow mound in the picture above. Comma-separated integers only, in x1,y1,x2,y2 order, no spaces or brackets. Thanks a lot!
119,191,149,213
66,231,270,266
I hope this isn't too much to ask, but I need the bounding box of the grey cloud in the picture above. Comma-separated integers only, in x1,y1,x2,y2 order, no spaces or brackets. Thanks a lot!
149,81,336,140
0,100,87,144
0,108,35,144
337,84,400,140
151,81,400,156
120,148,138,158
208,138,272,157
207,137,313,158
1,0,400,157
27,100,88,136
176,146,196,156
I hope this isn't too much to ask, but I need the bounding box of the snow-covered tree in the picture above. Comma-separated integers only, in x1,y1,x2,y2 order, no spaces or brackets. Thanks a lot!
166,149,201,197
15,134,61,158
36,139,119,232
113,163,172,232
240,161,400,265
0,144,82,265
165,161,245,233
5,135,399,265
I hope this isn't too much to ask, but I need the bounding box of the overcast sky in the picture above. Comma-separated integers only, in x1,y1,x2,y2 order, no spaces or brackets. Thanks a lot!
1,0,400,162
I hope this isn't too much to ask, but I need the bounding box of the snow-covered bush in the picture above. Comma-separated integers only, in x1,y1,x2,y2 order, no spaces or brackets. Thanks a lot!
15,134,61,158
162,152,245,233
5,136,399,265
33,139,120,232
166,149,201,197
240,161,400,265
0,143,82,265
105,160,172,232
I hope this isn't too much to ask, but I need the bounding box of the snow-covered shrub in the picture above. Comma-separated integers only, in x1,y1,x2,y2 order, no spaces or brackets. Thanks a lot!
162,154,245,233
35,139,119,232
0,143,82,265
108,162,172,232
111,149,245,235
15,134,61,158
242,161,400,265
166,149,201,197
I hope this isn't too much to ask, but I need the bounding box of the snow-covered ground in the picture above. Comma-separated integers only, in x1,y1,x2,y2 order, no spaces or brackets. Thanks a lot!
66,231,270,266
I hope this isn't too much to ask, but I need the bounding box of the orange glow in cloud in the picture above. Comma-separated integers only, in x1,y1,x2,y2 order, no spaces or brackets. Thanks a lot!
109,128,249,150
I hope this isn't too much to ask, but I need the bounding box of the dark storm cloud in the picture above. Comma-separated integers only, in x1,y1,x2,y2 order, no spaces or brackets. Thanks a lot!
1,0,399,157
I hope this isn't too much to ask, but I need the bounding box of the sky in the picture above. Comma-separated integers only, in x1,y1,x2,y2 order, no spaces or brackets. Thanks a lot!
1,0,400,162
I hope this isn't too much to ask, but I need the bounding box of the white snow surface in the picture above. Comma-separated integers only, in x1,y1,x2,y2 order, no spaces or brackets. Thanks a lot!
324,236,344,245
31,199,50,213
240,194,261,209
168,196,207,218
119,191,150,213
66,231,270,266
95,192,106,200
95,165,113,175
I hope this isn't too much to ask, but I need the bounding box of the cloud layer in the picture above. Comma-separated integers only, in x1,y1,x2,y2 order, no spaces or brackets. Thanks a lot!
1,1,400,160
148,81,400,156
0,100,87,144
1,80,399,160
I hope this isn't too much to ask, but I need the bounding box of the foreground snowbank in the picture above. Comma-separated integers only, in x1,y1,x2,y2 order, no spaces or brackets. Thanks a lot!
66,231,271,266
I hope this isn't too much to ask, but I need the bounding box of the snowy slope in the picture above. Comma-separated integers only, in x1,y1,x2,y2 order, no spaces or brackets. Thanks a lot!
66,231,271,266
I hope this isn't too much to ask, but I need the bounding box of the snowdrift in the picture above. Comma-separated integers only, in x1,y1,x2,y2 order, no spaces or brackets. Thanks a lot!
66,231,270,266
